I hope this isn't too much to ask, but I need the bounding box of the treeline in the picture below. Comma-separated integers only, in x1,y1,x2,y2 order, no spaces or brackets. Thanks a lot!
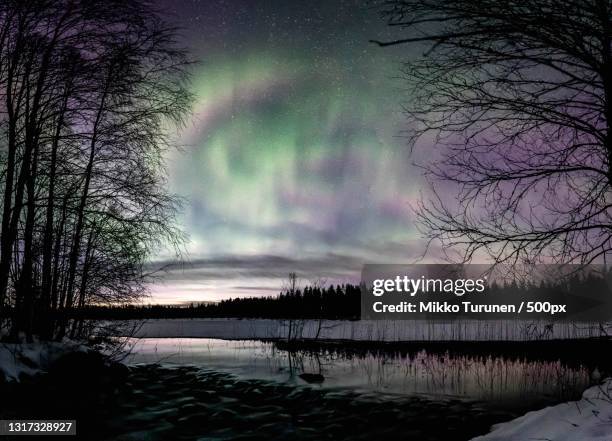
70,272,612,320
68,284,363,320
0,1,191,341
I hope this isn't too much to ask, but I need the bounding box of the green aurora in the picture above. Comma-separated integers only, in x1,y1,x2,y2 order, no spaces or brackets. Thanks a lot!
152,1,428,303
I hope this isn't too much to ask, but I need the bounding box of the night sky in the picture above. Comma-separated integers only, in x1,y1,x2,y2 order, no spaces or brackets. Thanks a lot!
150,0,428,303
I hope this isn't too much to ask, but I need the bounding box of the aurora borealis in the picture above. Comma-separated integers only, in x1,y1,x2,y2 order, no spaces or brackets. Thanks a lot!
151,0,427,303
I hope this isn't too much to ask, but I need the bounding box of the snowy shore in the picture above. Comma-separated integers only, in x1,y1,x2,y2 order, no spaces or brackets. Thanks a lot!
472,379,612,441
133,318,607,341
0,340,86,381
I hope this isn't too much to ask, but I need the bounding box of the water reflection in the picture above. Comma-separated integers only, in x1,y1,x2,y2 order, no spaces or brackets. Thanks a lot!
126,338,592,406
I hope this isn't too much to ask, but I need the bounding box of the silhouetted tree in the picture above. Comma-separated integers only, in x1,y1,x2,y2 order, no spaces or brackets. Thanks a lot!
374,0,612,266
0,0,192,340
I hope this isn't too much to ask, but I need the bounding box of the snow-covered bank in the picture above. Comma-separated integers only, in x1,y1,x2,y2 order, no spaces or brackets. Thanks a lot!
0,340,86,381
132,318,607,341
472,379,612,441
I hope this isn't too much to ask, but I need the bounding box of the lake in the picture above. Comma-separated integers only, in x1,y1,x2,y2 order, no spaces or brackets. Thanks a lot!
5,335,604,440
125,337,597,409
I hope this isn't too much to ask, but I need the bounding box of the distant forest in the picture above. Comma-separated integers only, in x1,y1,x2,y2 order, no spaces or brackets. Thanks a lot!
53,272,612,320
68,284,363,320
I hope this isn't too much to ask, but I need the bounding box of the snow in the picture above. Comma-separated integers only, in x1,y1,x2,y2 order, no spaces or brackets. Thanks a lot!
132,318,607,341
472,379,612,441
0,339,86,382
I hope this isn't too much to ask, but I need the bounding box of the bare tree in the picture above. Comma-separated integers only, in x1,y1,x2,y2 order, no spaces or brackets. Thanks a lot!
283,272,302,342
374,0,612,266
0,0,192,341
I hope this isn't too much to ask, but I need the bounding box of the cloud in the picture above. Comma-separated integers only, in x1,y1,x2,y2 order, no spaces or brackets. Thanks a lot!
147,252,364,283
